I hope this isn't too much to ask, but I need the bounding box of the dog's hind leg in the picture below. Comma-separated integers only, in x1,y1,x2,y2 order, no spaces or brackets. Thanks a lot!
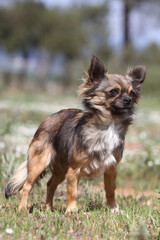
18,147,51,211
45,171,66,211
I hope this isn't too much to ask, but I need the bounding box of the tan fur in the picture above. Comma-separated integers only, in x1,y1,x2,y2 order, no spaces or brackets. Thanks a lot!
46,173,65,211
5,160,27,197
5,56,146,213
66,168,79,214
19,147,51,211
104,165,117,208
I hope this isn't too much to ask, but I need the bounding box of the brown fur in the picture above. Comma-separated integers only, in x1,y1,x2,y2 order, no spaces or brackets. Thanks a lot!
5,56,146,213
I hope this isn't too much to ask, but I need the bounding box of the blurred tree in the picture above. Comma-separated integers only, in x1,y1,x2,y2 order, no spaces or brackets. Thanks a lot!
0,0,110,86
0,2,46,53
42,9,85,59
0,1,109,59
79,4,111,60
123,0,130,48
0,1,47,86
123,0,160,49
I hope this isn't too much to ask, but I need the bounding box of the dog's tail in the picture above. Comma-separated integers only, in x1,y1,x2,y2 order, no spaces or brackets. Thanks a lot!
5,160,28,199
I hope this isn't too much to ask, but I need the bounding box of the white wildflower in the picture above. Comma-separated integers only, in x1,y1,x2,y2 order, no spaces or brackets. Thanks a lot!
0,142,5,149
155,159,160,165
139,131,147,140
147,161,153,167
5,228,14,234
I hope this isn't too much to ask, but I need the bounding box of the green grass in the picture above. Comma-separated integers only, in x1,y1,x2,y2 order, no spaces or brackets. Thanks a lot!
0,93,160,239
139,95,160,110
0,182,159,240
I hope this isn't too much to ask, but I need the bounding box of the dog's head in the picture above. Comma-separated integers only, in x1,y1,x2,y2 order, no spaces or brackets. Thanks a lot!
79,56,146,120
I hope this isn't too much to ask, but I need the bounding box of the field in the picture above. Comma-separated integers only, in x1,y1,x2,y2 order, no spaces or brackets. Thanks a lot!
0,92,160,239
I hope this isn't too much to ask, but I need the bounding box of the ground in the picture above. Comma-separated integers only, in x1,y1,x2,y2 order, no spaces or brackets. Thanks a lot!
0,93,159,239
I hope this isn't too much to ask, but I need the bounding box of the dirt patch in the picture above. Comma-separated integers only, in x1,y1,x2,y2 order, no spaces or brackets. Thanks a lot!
90,181,159,199
125,142,143,151
116,187,159,198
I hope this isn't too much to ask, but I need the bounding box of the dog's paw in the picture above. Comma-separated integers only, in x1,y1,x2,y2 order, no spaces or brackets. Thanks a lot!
18,204,27,212
110,204,121,214
66,205,78,215
45,204,53,212
110,205,125,215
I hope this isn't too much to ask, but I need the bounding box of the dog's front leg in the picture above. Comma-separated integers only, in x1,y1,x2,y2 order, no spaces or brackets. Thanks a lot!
104,164,117,209
66,167,79,214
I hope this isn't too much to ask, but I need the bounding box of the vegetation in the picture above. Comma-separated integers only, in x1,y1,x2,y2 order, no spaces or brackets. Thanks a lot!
0,0,160,92
0,184,159,239
0,94,159,239
0,1,109,59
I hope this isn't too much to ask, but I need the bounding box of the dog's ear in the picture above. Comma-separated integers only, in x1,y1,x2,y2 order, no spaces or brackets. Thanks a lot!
126,66,146,92
88,56,107,83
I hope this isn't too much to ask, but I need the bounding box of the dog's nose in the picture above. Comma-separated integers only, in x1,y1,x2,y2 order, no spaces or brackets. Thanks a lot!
123,97,131,105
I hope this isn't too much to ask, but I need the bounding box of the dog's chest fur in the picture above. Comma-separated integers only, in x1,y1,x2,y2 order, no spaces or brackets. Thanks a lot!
79,121,124,177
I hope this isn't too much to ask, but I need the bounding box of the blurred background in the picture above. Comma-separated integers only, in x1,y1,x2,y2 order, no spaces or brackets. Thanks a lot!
0,0,160,97
0,0,160,194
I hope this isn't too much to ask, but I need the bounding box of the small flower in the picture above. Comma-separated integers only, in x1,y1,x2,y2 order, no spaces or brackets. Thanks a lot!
0,142,5,149
147,161,153,167
155,159,160,165
5,228,14,234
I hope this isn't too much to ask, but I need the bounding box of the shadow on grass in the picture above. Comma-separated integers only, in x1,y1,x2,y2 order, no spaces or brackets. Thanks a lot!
29,203,66,214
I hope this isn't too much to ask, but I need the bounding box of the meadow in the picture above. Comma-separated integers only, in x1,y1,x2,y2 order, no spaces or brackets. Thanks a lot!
0,92,159,239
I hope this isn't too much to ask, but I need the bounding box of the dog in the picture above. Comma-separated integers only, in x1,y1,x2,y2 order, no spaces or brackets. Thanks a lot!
5,56,146,213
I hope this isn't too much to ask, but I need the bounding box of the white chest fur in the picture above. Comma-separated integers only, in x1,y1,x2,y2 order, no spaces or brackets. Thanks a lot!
82,122,122,158
80,122,123,177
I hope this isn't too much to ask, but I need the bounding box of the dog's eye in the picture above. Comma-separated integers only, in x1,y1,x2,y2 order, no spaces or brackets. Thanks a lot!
130,90,137,98
109,88,119,97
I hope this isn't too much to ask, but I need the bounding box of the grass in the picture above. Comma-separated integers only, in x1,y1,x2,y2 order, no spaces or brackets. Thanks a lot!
139,95,160,110
0,181,159,240
0,93,160,239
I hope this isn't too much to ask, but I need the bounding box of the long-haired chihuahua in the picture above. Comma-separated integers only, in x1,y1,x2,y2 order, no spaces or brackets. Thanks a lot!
5,56,146,213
